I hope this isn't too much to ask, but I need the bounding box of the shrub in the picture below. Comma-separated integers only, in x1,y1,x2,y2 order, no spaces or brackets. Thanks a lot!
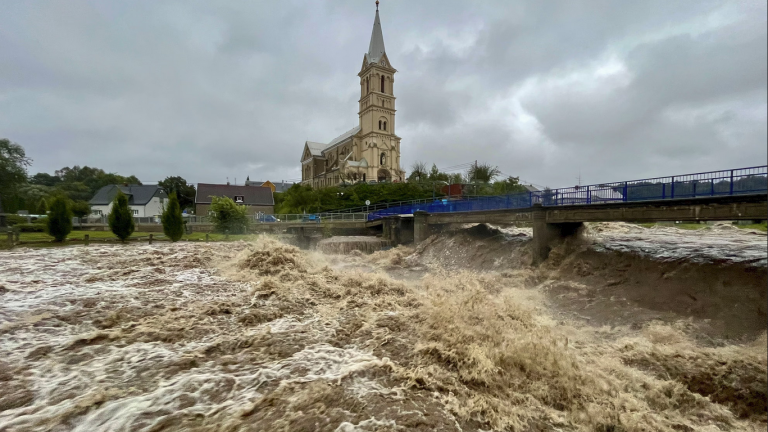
161,192,184,242
5,214,27,226
47,196,73,242
108,191,135,241
209,196,249,234
18,222,46,232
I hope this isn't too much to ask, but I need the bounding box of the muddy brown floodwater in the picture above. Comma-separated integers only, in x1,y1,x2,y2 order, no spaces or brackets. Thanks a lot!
0,222,766,432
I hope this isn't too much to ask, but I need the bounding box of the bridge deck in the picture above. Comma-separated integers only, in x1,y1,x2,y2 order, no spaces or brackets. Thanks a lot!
421,194,767,225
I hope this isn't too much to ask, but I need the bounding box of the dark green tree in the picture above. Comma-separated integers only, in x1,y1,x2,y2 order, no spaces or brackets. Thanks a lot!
0,138,32,213
161,192,184,242
47,196,73,242
492,176,528,195
209,196,249,234
158,176,196,211
278,184,318,214
71,200,91,226
35,198,48,215
108,191,135,241
54,165,142,199
29,172,62,187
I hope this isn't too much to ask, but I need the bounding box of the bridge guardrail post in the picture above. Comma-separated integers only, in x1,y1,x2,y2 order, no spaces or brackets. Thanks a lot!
729,170,734,195
671,176,675,199
623,182,628,202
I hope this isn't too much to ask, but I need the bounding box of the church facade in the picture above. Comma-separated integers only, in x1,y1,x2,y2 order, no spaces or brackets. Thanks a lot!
300,4,405,188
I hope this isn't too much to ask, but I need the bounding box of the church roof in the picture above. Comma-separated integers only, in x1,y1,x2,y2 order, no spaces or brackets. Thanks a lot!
305,141,327,156
327,126,361,148
304,126,361,160
366,9,387,65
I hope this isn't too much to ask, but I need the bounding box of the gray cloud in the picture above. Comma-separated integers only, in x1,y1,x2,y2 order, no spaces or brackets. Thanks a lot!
0,0,765,188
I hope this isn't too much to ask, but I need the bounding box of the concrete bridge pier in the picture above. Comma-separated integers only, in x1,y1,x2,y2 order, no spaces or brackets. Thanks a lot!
294,227,311,249
532,203,582,264
414,211,432,245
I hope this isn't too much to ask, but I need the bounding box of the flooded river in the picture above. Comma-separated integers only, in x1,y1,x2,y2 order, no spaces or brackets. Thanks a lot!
0,223,765,431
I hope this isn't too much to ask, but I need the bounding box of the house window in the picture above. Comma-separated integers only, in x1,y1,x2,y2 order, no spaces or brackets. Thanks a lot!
92,210,102,216
132,210,139,216
381,75,385,92
363,173,366,182
234,195,244,204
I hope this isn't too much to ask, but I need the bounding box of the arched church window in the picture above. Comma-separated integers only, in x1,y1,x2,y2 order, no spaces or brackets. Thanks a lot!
381,76,385,93
378,120,382,130
383,121,387,131
366,77,369,94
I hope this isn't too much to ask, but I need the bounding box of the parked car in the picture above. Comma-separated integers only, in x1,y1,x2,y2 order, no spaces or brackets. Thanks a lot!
256,214,279,223
301,214,321,222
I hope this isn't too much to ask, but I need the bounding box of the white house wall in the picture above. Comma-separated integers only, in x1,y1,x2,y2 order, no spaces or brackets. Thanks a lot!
143,196,165,217
90,197,166,218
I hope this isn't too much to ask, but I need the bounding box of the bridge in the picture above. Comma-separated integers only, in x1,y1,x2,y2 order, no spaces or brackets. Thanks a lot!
306,165,767,262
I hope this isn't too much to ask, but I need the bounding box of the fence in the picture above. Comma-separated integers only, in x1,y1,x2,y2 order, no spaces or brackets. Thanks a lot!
367,166,768,221
185,213,370,224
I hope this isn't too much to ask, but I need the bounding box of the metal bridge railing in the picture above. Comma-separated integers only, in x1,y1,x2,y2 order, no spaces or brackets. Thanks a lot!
183,213,369,224
367,166,768,221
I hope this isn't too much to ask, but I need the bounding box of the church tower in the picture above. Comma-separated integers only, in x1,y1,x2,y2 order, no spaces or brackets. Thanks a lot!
356,1,403,182
300,1,404,187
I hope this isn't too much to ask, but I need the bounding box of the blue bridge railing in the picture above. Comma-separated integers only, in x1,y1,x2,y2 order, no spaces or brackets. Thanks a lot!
367,165,768,221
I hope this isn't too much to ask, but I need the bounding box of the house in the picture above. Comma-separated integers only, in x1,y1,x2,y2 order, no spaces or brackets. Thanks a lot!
299,4,405,188
195,183,274,216
89,184,168,217
244,178,295,193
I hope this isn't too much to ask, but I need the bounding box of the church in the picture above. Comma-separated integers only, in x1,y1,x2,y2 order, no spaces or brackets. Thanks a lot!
300,2,405,188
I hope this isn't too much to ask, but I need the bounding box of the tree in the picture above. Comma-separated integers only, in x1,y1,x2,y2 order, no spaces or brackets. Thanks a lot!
158,176,196,211
53,165,142,199
108,191,135,241
492,176,528,195
408,161,428,183
209,196,249,234
161,192,184,242
467,162,501,183
35,198,48,215
0,139,32,213
71,200,91,226
29,172,62,187
47,196,73,242
278,184,319,214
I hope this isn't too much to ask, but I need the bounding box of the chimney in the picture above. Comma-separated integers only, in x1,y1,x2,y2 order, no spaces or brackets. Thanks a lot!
227,181,230,186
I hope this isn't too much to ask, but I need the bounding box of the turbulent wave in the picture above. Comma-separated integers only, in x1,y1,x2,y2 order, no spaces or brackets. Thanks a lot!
0,225,765,431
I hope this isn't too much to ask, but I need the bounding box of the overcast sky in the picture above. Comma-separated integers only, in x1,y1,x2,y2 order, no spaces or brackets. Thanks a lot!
1,0,766,188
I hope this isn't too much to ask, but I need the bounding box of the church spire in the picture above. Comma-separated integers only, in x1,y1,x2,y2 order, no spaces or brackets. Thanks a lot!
367,2,387,65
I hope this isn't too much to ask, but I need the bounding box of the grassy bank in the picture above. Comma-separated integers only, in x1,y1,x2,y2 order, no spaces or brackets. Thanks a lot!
11,231,258,245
